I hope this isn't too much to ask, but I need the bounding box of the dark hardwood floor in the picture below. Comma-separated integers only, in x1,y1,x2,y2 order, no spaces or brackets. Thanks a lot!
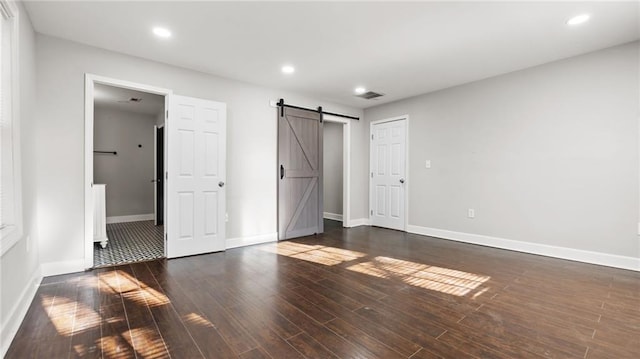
6,220,640,358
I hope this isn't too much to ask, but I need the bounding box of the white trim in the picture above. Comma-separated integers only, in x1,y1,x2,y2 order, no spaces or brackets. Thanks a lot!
0,0,16,19
85,74,172,269
153,125,158,225
407,225,640,272
225,232,277,249
369,115,410,231
0,267,41,358
106,213,154,224
346,218,370,227
323,212,343,221
0,3,23,257
323,114,351,229
41,259,85,277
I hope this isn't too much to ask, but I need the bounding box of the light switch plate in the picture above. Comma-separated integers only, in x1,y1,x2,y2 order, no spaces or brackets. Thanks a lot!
425,160,431,168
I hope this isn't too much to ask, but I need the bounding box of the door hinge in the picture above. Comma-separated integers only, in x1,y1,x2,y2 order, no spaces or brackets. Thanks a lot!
370,210,373,216
371,134,374,140
371,172,373,178
165,172,168,180
166,110,168,119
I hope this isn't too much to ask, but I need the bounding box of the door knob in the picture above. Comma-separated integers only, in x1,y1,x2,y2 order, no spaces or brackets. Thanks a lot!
218,181,225,187
399,178,405,184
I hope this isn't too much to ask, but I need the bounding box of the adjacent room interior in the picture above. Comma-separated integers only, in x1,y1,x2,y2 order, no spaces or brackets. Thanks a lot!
1,1,638,359
92,84,166,267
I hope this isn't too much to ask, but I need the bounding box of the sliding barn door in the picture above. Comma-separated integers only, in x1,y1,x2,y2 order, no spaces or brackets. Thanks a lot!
278,107,323,240
167,95,226,258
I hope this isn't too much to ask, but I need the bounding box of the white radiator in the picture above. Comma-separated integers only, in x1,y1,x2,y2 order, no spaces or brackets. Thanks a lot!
93,184,109,248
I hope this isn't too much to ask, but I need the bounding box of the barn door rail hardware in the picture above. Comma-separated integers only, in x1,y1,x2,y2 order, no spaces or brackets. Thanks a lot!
277,98,359,120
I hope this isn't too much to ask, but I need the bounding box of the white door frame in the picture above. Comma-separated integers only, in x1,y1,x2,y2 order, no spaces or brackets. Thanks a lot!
323,114,351,227
369,115,410,231
84,74,172,269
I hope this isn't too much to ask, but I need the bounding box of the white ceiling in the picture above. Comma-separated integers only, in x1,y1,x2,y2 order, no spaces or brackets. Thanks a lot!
25,1,639,109
94,83,164,117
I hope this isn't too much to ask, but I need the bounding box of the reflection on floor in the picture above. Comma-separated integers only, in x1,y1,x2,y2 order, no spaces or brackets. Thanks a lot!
94,220,164,267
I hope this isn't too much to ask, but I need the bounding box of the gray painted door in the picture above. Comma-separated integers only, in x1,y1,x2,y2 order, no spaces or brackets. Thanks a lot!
278,107,323,240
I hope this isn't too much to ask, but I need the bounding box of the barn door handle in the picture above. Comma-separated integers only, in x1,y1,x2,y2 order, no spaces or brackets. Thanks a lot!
280,165,285,179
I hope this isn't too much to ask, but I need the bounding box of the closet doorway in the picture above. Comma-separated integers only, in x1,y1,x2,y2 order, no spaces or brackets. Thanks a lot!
89,81,168,267
322,115,350,227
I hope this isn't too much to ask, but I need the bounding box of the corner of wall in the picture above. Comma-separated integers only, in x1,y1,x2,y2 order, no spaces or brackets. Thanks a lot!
0,266,42,357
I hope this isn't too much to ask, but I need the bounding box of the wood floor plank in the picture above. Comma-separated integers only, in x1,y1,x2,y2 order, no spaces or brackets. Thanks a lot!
324,318,405,359
287,332,339,359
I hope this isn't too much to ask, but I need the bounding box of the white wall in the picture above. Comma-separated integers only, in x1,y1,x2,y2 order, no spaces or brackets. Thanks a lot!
34,34,365,268
323,122,343,216
94,107,156,217
364,42,640,262
0,2,41,355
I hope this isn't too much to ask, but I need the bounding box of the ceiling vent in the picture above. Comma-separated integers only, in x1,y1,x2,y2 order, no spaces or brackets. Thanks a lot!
356,91,384,100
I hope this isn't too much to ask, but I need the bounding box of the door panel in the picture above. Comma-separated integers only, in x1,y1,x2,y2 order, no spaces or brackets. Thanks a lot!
167,95,226,258
370,119,406,230
278,107,323,240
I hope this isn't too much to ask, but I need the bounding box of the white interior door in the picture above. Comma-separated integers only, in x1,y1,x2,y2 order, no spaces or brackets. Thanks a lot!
167,95,226,258
370,119,406,230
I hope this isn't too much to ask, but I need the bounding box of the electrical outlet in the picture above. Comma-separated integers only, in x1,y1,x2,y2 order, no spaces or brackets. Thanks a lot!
425,160,431,169
468,209,475,218
225,213,229,222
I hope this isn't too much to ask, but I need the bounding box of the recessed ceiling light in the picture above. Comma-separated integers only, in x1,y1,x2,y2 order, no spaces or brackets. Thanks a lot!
566,14,590,26
281,65,295,74
354,87,367,95
152,27,172,38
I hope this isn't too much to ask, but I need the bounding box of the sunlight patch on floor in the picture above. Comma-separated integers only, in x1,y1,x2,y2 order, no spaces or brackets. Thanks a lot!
98,270,170,307
123,326,169,359
261,241,366,266
183,312,215,328
41,294,100,337
99,335,135,359
347,256,490,296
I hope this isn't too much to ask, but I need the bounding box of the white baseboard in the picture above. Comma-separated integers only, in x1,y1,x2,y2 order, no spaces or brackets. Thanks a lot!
346,218,370,228
0,268,42,357
323,212,343,221
106,213,154,224
407,225,640,272
226,232,278,249
41,259,86,277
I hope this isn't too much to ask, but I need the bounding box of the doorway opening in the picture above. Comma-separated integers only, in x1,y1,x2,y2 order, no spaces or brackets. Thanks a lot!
92,83,165,267
84,75,171,268
322,117,350,229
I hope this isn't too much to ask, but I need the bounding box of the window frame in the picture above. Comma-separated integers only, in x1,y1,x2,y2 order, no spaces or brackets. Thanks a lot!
0,0,23,256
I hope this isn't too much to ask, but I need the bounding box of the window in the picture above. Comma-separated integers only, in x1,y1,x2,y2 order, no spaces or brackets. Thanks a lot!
0,0,22,256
